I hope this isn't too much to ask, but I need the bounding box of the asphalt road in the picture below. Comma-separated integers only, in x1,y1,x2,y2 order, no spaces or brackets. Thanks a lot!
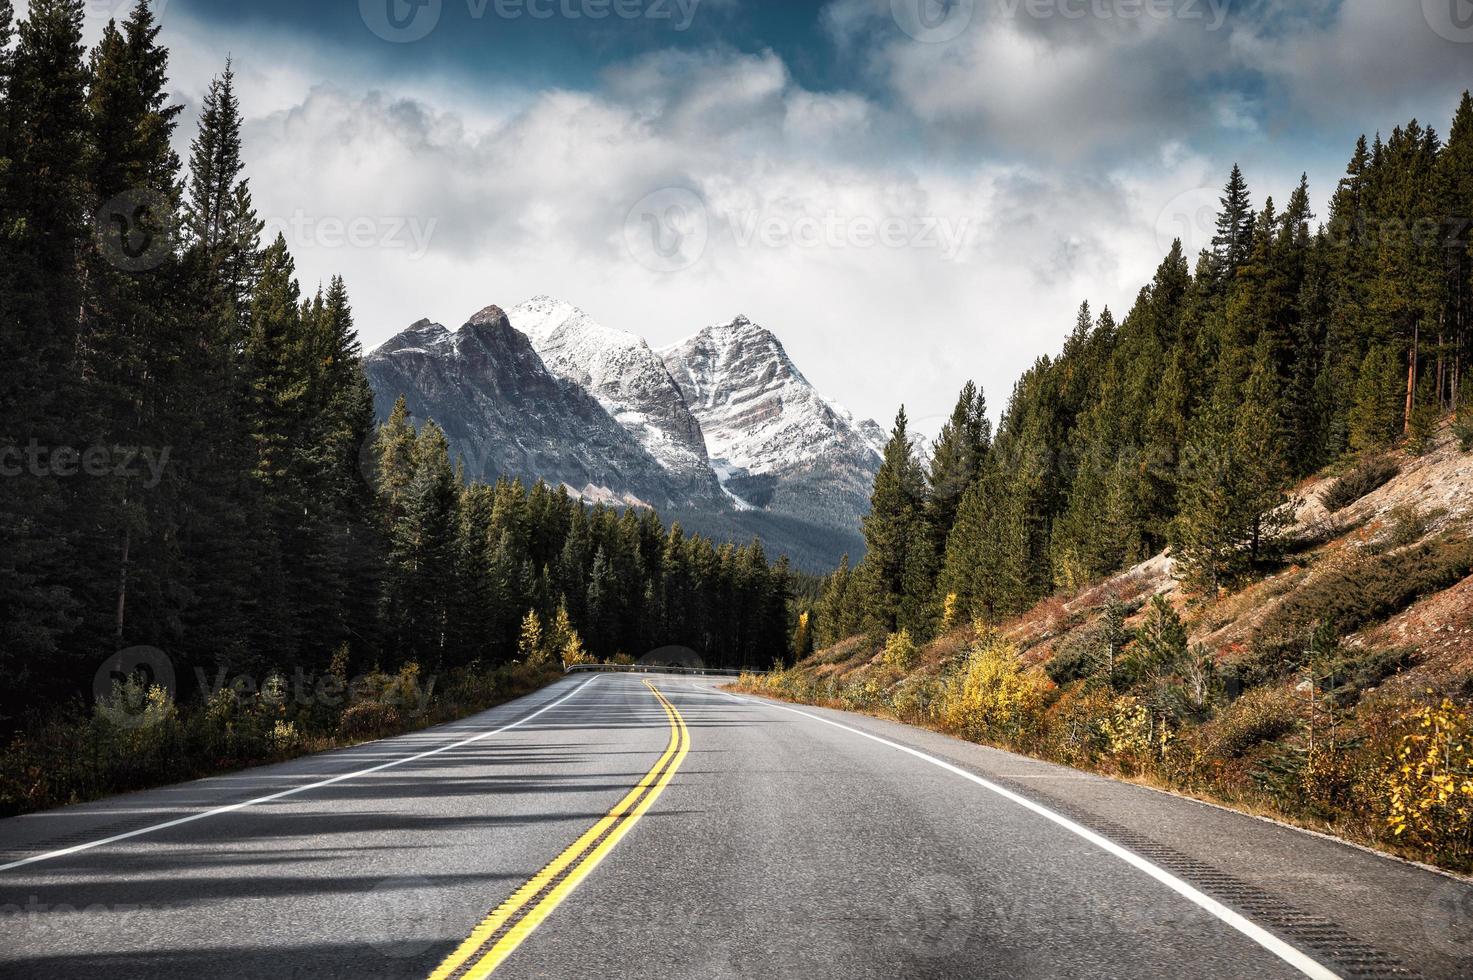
1,672,1470,979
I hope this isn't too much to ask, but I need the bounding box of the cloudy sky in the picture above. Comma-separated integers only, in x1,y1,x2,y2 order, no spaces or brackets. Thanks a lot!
61,0,1473,434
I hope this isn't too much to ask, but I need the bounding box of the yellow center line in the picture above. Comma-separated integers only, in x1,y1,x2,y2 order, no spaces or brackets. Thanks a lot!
426,679,690,980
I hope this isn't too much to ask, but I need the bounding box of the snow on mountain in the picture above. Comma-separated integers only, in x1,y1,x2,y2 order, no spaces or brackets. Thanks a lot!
365,301,880,569
507,297,715,493
365,306,704,508
659,315,883,537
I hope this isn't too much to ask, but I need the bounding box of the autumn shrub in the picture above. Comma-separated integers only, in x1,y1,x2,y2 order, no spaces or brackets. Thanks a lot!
1321,456,1399,513
1384,698,1473,868
932,635,1048,749
882,630,918,671
1248,732,1372,824
838,675,887,713
337,700,402,740
1191,685,1300,763
890,673,942,724
0,659,561,818
1043,685,1114,767
269,720,301,753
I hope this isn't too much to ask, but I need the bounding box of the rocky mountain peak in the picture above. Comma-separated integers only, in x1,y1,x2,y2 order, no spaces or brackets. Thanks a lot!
365,306,702,509
366,301,879,569
659,313,881,532
465,304,514,330
507,297,716,494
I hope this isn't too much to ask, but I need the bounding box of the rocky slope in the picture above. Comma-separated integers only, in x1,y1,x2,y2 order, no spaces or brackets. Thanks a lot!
364,306,699,507
659,315,883,536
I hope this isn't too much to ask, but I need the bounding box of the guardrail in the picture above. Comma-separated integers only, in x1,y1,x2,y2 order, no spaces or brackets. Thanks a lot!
563,664,762,677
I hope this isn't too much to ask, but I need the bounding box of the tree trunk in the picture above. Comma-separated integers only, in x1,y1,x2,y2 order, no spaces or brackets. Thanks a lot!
1437,316,1446,412
1405,320,1419,435
114,519,130,651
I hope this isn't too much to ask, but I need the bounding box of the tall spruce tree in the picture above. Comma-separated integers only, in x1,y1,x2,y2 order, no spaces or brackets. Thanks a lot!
926,381,991,546
1212,164,1254,284
856,409,936,637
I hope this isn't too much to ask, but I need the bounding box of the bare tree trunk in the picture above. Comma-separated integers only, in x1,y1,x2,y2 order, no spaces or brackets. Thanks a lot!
1437,315,1446,412
114,517,130,651
1405,320,1419,435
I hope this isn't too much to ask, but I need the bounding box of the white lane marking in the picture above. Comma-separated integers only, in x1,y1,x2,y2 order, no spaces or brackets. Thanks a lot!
0,677,601,874
713,686,1341,980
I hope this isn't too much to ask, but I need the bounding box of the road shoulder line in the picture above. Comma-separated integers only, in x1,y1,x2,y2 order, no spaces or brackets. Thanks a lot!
717,687,1341,980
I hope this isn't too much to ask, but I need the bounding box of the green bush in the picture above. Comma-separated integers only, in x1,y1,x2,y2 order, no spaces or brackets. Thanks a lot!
1379,504,1446,550
1256,534,1473,643
1321,456,1400,513
1191,686,1300,762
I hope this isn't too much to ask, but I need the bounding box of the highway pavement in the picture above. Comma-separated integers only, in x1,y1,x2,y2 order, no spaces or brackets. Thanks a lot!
1,672,1469,978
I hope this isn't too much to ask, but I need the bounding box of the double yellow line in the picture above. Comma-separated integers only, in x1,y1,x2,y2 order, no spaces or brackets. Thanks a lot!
426,680,690,980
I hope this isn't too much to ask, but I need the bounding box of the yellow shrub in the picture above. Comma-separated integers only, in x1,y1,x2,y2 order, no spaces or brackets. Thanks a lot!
941,593,960,632
882,630,918,671
932,635,1046,748
269,720,300,753
562,635,595,669
1098,697,1171,773
1385,698,1473,863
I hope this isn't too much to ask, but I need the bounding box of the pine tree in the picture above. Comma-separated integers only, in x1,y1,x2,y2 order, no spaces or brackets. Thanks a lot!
185,61,261,325
926,381,990,545
76,0,187,658
383,421,459,666
1171,388,1240,595
1171,342,1294,593
1234,337,1295,563
815,554,852,648
857,408,935,637
1349,345,1404,452
1212,164,1254,283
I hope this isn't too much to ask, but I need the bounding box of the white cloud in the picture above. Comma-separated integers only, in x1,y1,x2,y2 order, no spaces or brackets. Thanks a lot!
84,0,1468,441
219,54,1215,437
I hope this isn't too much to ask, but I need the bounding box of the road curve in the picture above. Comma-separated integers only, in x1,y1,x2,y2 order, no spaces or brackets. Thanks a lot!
0,673,1468,979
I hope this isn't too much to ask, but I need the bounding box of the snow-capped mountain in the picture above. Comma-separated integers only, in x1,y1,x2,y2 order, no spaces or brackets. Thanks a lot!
507,297,715,493
364,306,705,508
659,315,883,538
365,300,882,569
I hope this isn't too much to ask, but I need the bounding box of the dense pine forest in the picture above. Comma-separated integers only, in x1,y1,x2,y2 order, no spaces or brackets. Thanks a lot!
0,0,791,737
819,91,1473,647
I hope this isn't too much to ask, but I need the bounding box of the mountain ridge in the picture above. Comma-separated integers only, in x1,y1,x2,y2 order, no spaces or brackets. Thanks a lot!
364,299,883,570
